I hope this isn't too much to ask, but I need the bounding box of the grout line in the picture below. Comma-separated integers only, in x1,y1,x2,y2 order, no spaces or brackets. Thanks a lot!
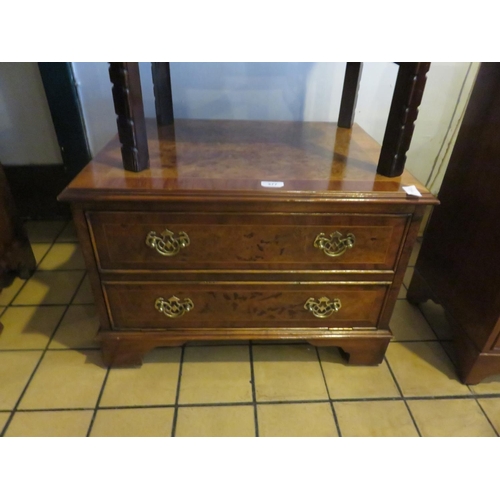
0,347,100,353
411,300,475,397
1,264,88,437
175,402,255,409
170,345,186,437
14,407,101,413
474,399,500,437
314,346,342,437
384,355,422,437
6,302,87,308
252,398,332,405
0,413,11,436
86,366,111,437
0,296,76,436
8,394,500,413
249,342,259,437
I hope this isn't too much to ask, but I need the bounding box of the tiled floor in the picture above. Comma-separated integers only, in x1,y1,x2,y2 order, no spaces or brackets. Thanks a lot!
1,221,499,437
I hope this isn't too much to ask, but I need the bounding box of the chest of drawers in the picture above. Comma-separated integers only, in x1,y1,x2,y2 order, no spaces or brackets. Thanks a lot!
60,119,437,366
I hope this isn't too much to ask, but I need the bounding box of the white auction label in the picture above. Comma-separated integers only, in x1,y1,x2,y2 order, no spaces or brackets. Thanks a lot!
261,181,284,188
402,185,422,197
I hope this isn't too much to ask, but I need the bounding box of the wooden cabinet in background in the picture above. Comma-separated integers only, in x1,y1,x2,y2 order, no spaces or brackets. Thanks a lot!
0,163,36,332
408,63,500,384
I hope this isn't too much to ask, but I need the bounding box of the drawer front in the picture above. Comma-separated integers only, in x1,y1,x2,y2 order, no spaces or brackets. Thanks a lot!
89,211,408,271
103,282,388,330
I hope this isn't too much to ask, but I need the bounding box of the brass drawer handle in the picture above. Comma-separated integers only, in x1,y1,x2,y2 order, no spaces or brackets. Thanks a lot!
155,296,194,318
146,229,190,256
304,297,341,318
314,231,355,257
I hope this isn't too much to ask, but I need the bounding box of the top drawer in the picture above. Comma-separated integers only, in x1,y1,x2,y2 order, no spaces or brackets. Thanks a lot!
87,211,409,272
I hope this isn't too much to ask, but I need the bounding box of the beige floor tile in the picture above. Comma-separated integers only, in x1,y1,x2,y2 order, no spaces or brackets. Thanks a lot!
408,399,496,437
175,405,255,437
253,344,328,402
100,348,181,407
31,243,51,266
469,374,500,395
397,285,407,299
335,400,418,437
13,271,84,305
56,221,78,242
258,403,338,437
0,412,10,432
5,410,93,437
477,398,500,434
0,306,66,350
386,342,471,397
408,239,422,266
390,300,437,341
90,408,175,437
24,220,66,243
72,275,94,304
403,266,415,289
0,278,25,306
179,346,252,404
0,351,42,410
18,350,106,409
318,348,399,399
49,305,99,349
418,301,453,340
38,243,86,271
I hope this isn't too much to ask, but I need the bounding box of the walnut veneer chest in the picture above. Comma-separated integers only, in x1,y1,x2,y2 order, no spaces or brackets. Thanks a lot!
59,118,437,366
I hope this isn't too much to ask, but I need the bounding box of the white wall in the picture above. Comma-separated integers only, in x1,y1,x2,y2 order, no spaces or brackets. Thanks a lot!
0,63,62,165
72,62,479,194
71,62,117,156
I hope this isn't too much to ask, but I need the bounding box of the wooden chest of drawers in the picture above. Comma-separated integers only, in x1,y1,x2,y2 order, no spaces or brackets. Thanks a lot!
60,119,437,366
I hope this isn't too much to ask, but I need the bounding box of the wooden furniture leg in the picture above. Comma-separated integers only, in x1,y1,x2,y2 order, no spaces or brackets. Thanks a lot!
406,267,434,305
100,332,185,367
309,337,391,365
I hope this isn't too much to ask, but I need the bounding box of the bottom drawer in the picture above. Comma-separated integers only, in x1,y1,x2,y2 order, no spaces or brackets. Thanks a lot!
103,282,388,330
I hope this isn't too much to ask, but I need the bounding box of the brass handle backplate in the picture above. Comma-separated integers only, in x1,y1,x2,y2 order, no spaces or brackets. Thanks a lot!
155,296,194,318
146,229,190,256
304,297,341,318
314,231,355,257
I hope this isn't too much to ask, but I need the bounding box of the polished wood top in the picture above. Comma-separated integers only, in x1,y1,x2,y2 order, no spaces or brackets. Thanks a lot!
60,119,436,204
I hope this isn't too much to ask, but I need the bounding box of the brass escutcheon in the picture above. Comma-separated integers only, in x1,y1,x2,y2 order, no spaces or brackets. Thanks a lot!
304,297,341,318
314,231,355,257
155,296,194,318
146,228,190,256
